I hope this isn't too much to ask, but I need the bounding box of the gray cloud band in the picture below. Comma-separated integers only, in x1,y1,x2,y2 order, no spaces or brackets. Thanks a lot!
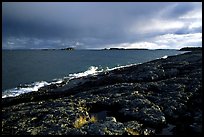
2,2,202,49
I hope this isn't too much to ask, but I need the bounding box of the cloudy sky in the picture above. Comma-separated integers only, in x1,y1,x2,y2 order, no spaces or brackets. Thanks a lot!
2,2,202,49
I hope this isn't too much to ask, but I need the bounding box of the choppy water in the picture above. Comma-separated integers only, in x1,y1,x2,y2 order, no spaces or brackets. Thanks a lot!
2,49,186,98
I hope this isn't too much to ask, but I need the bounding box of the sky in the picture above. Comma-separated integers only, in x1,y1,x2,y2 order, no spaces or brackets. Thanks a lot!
2,2,202,49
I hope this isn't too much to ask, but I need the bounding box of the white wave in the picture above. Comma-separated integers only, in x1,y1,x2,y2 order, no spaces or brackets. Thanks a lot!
51,79,63,84
2,64,140,98
2,81,51,98
106,63,138,71
68,64,139,79
69,66,101,79
161,55,168,59
156,55,168,60
2,66,101,98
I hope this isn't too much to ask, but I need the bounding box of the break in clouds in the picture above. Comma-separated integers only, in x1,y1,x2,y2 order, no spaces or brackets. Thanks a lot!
2,2,202,49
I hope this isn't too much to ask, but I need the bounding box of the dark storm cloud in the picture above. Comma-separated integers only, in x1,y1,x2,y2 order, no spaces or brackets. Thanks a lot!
2,2,202,49
3,3,165,38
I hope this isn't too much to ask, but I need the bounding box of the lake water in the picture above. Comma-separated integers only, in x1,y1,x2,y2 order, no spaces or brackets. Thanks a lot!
2,49,186,98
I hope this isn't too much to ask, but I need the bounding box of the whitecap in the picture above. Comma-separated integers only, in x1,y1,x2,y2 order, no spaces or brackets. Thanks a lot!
2,81,51,98
106,63,138,71
161,55,168,59
2,64,141,98
68,66,101,79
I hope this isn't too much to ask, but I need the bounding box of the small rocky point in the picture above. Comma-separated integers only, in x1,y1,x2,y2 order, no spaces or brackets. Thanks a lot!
2,50,202,135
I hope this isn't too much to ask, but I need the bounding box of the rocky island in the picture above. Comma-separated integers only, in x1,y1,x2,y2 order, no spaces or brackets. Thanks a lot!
103,48,148,50
2,49,202,135
42,47,74,51
179,47,202,51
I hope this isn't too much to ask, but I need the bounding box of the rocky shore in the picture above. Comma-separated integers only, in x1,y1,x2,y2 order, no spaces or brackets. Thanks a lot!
2,50,202,135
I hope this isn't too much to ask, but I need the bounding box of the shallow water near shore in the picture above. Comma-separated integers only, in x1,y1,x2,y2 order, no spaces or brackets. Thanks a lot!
2,49,186,98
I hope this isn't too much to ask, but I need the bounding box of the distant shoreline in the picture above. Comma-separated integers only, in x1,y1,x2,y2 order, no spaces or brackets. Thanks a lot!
179,47,202,51
2,47,202,51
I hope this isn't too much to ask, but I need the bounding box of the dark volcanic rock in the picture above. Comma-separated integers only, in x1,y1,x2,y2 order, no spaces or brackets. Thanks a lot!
2,51,202,135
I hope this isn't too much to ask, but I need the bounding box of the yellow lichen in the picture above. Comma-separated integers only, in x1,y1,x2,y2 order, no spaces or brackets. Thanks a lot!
73,115,97,128
125,128,140,135
73,115,88,128
89,115,97,123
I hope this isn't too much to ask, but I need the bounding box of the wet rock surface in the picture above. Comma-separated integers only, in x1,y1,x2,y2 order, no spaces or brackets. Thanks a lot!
2,51,202,135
